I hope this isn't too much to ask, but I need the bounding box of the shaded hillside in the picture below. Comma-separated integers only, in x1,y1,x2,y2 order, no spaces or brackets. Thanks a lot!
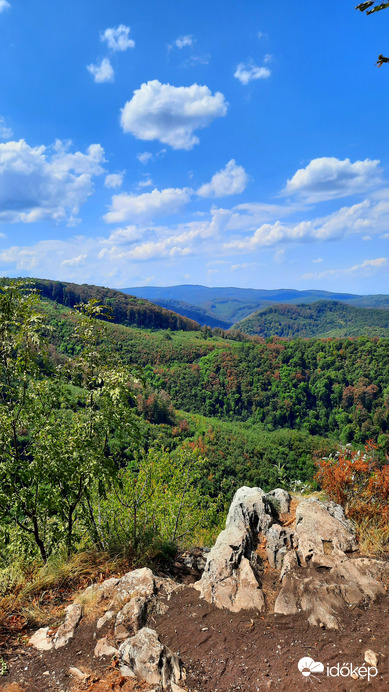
30,279,200,331
150,298,232,328
121,284,389,324
233,301,389,338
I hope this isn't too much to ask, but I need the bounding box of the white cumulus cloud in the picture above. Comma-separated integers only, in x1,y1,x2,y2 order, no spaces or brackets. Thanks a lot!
104,172,124,189
0,139,105,224
120,80,228,150
224,200,376,251
104,187,191,223
87,58,114,83
285,157,382,202
197,160,249,198
234,62,271,85
0,1,10,13
101,25,135,52
101,225,142,246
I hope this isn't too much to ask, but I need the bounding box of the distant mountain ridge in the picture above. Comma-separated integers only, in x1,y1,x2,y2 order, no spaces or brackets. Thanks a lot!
233,300,389,338
121,284,389,326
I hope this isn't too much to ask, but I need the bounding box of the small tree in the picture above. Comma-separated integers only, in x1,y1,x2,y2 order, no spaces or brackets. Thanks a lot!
315,440,389,527
0,283,138,561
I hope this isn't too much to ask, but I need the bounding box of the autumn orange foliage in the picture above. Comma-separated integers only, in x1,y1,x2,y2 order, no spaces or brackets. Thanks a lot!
315,440,389,527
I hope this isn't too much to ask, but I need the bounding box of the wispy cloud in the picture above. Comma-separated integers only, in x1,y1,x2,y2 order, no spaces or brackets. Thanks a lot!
174,35,193,49
0,116,13,140
234,62,271,85
87,58,114,83
101,25,135,52
302,258,388,280
104,172,124,189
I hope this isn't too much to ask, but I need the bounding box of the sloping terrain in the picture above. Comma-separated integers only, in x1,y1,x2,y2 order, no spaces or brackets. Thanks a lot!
121,284,389,325
5,491,388,692
25,279,201,331
145,298,231,329
233,300,389,338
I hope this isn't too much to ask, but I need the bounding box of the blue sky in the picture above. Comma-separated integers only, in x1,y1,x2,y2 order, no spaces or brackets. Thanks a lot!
1,0,389,293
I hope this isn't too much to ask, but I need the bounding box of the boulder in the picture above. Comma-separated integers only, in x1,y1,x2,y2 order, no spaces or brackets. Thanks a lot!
115,596,148,641
274,551,387,629
195,487,273,611
295,498,358,564
94,637,119,658
53,603,82,649
29,627,53,651
119,627,184,689
225,486,270,534
114,567,156,606
265,489,291,516
30,603,83,652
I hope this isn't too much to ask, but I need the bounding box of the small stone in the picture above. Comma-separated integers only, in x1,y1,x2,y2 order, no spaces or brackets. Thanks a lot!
29,627,53,651
351,673,359,680
69,667,89,680
364,649,379,667
94,637,119,658
96,610,115,629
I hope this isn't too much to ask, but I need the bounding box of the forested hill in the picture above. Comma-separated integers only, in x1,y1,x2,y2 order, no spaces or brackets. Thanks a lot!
30,279,200,331
146,298,232,329
233,301,389,338
121,284,389,325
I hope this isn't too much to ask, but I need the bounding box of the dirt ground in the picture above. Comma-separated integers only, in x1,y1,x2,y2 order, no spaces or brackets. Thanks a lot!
154,587,389,691
1,586,387,692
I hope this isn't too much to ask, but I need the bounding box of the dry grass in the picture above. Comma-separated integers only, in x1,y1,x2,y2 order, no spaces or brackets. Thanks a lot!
74,585,106,622
0,551,130,636
355,518,389,558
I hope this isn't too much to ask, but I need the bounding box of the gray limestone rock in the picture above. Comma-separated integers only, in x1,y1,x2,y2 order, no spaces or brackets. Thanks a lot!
265,489,292,516
295,498,358,564
119,627,184,689
53,603,82,649
195,486,273,611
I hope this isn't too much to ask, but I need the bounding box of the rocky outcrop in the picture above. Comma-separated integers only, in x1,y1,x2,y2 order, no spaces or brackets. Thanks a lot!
194,487,290,611
294,498,358,564
119,627,185,689
195,486,387,630
274,498,387,629
29,603,82,651
29,567,178,657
